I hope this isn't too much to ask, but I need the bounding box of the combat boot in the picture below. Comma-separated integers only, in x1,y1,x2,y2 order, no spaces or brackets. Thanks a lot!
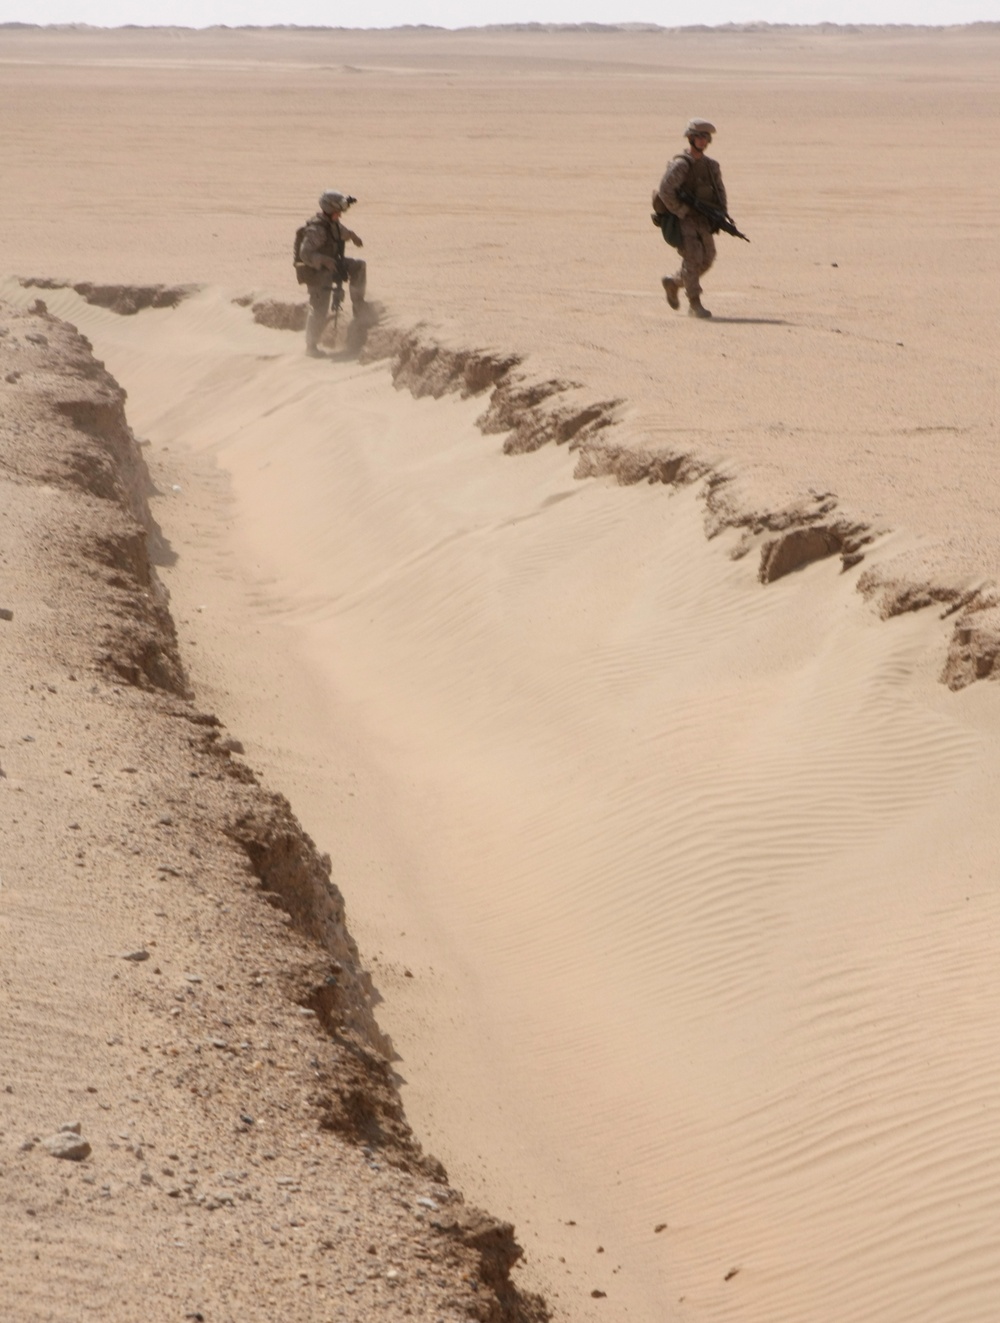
687,297,712,319
661,277,680,311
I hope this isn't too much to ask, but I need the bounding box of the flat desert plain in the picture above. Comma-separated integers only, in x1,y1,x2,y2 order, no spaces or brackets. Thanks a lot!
3,22,1000,1323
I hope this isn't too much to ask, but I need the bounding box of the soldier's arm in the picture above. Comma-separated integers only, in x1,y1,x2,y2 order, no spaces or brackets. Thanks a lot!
657,158,691,218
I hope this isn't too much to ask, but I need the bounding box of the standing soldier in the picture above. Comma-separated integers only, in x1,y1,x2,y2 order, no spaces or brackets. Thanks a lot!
297,190,367,357
656,119,727,319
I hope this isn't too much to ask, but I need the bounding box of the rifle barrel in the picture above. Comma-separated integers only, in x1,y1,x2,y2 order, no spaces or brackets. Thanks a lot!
676,190,750,242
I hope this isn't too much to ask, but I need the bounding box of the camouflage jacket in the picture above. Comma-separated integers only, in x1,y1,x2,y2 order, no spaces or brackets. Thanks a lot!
298,212,361,273
656,151,728,221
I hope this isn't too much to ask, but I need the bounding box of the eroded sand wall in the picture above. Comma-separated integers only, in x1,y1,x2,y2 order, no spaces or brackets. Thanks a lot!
0,296,547,1323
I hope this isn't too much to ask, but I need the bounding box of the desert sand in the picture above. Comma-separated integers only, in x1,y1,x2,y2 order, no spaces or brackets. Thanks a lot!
3,21,1000,1323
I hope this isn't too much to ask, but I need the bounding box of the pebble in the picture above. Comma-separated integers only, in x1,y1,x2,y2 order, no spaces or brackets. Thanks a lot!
0,608,13,621
42,1127,92,1161
120,949,150,962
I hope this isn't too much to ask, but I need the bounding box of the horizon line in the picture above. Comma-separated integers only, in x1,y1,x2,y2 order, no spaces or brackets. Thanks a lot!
3,19,999,33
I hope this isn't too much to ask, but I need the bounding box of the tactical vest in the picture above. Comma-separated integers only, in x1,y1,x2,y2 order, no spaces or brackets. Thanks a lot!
294,214,346,286
684,155,722,207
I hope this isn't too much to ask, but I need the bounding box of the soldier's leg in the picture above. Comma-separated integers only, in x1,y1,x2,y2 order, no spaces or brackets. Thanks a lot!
698,231,717,279
305,284,332,354
678,224,708,299
343,257,367,309
683,224,715,318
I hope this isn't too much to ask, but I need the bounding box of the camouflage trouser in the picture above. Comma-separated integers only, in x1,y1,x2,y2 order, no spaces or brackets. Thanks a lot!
670,219,716,300
305,257,367,349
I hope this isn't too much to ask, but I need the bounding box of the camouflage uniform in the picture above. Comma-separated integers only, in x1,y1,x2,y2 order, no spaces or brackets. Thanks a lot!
657,151,728,304
298,211,367,353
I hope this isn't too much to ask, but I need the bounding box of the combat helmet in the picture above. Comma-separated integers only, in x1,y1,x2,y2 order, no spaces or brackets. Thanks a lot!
319,190,356,214
684,119,716,140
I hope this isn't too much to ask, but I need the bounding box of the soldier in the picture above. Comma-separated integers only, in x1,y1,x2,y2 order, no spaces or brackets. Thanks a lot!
656,119,727,319
298,190,367,357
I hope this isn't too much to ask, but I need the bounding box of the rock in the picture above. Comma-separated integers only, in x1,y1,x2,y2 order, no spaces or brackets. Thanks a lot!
119,949,150,962
0,608,13,621
758,525,843,583
591,1289,607,1298
42,1130,92,1160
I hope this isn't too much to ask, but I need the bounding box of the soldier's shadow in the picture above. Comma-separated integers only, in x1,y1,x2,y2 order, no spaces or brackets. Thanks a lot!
707,316,791,325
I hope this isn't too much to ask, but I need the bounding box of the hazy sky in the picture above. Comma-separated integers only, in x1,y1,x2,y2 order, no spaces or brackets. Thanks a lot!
1,1,997,28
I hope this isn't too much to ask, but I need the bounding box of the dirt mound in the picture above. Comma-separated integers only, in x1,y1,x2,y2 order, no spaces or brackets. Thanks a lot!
20,276,196,314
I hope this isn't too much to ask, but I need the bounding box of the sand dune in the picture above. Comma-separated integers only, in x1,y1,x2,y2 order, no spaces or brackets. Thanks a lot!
4,23,1000,1323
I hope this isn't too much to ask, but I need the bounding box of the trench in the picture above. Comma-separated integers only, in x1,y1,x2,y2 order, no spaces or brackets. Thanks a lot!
9,280,1000,1323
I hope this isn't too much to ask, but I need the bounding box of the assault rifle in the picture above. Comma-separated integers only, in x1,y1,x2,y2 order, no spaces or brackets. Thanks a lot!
677,190,750,243
329,275,346,342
